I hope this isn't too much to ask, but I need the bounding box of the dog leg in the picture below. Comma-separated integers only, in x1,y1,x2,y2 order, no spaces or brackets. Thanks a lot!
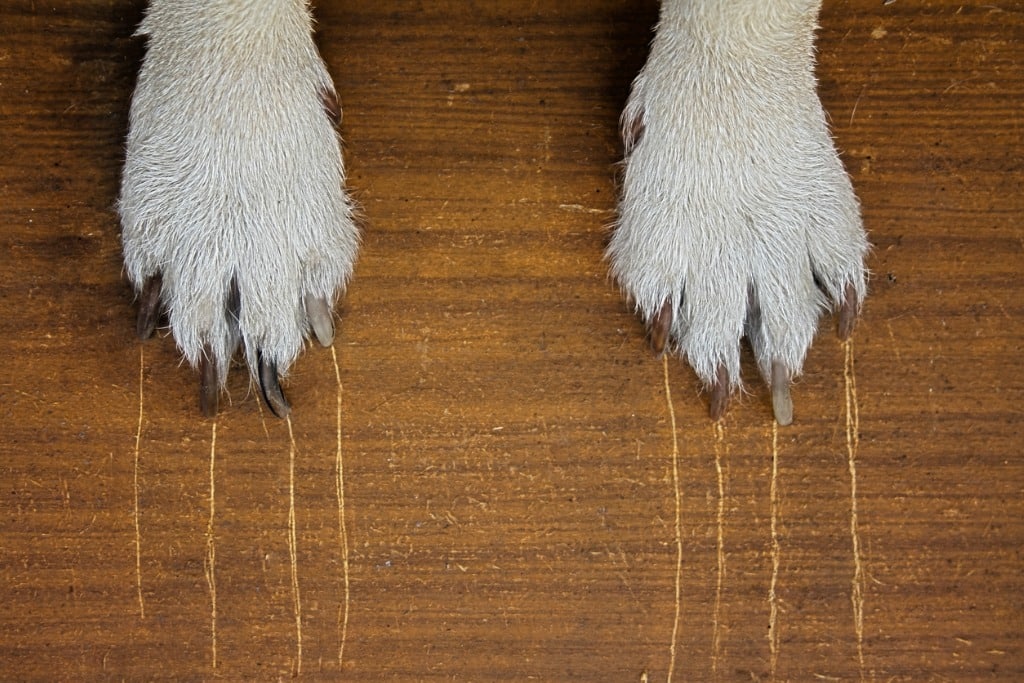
610,0,868,423
119,0,359,417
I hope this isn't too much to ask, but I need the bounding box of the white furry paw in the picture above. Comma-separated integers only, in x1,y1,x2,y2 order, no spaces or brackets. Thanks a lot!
608,1,868,424
119,1,359,417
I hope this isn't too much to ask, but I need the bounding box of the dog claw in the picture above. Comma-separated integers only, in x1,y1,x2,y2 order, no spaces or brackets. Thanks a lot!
770,360,793,426
320,86,341,127
137,274,163,340
620,106,645,154
199,345,219,418
709,364,730,422
258,352,291,418
649,299,673,355
305,294,335,347
837,282,859,340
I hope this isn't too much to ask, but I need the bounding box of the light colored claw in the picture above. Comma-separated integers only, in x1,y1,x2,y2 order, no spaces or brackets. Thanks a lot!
305,294,335,348
770,360,793,426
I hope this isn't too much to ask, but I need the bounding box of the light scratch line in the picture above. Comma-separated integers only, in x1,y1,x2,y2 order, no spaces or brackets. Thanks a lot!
331,345,351,669
204,421,218,670
133,347,146,619
286,417,303,676
768,422,781,680
711,422,726,675
844,339,866,680
255,390,271,440
662,356,683,683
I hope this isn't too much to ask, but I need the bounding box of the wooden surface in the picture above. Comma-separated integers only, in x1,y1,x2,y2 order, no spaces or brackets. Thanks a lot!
1,1,1022,680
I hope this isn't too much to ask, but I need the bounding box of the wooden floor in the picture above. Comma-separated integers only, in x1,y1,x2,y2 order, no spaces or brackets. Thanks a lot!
2,0,1022,680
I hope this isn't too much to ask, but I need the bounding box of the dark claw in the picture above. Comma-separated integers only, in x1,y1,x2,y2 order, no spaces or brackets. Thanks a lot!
709,364,730,422
770,360,794,426
136,274,163,340
620,107,645,155
320,86,341,127
649,299,673,355
837,282,859,340
305,294,335,348
258,351,291,419
199,344,219,418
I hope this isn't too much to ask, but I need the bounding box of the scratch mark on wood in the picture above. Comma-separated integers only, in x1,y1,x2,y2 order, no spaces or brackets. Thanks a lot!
885,322,902,363
662,355,683,683
255,393,271,440
204,421,218,670
849,83,867,126
133,346,146,619
844,339,866,680
331,345,351,669
286,417,303,676
768,421,781,680
557,203,614,215
711,421,727,676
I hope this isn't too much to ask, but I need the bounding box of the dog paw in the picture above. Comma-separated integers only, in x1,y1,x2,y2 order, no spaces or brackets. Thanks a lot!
608,2,868,424
119,2,359,417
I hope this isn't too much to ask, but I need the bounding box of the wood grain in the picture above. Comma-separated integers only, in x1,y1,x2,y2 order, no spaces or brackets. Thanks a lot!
1,0,1021,679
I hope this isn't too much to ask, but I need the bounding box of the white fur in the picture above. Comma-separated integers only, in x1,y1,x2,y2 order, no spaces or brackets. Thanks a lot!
119,0,358,383
119,0,868,415
609,0,868,391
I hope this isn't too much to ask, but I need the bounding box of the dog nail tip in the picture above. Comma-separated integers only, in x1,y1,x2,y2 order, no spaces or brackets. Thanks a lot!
305,294,335,347
770,361,793,426
708,364,730,422
200,397,219,419
621,107,645,154
258,352,291,419
320,86,341,127
649,299,673,355
837,282,859,340
199,346,220,418
136,274,163,340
